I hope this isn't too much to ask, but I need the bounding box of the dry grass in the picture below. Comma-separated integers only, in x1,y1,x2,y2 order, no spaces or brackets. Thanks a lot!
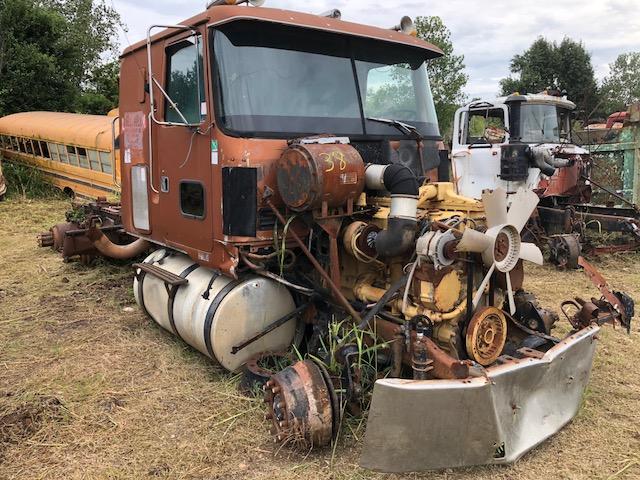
0,197,639,479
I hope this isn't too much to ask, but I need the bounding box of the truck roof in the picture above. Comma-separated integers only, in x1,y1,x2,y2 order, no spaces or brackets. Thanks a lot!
466,93,576,110
121,5,444,59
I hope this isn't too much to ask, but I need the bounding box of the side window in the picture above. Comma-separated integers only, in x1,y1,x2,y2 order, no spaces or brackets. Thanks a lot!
66,146,79,166
180,181,205,219
11,137,19,151
88,150,100,170
24,139,34,155
77,147,89,168
465,108,506,145
39,141,50,159
58,144,69,163
48,143,60,161
99,151,112,174
165,36,205,124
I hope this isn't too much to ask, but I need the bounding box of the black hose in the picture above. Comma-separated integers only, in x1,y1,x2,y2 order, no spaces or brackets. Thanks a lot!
374,164,419,257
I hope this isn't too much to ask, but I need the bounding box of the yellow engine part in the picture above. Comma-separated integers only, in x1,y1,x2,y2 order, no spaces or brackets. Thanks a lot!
418,270,462,312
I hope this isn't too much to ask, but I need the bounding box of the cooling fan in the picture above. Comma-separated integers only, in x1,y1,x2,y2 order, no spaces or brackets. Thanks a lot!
456,187,544,314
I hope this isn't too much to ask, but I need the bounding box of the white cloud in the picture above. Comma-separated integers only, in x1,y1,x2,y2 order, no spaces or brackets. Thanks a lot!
111,0,640,101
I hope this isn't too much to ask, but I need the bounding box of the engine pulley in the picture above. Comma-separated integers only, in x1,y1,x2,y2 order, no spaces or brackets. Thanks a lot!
465,306,507,366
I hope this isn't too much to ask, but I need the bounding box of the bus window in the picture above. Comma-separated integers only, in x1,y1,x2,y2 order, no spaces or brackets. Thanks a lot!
57,144,69,163
77,147,89,168
18,138,27,153
99,151,112,174
66,145,79,166
48,143,60,161
11,137,19,151
88,150,100,171
25,139,34,155
39,141,50,159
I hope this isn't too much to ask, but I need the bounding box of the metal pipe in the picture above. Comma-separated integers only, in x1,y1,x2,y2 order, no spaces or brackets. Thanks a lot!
88,228,150,260
266,199,362,323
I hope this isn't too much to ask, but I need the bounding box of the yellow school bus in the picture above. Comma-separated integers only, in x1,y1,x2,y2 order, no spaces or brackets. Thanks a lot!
0,111,120,199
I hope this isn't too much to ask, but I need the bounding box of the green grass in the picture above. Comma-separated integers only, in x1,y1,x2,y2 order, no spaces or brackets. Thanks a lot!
1,157,65,200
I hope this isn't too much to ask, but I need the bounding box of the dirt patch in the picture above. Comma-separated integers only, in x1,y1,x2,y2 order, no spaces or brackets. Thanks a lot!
0,396,63,460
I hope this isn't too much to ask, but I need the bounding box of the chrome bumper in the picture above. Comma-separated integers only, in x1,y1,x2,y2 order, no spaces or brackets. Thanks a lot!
360,325,599,472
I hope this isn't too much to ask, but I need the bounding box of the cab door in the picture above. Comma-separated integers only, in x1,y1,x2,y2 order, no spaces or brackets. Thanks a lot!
150,31,214,254
451,105,509,199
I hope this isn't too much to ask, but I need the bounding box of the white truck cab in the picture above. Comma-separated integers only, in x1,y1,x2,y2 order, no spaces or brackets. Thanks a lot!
451,93,581,199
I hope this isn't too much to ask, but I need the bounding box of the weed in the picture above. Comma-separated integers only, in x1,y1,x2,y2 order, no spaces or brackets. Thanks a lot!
1,158,64,199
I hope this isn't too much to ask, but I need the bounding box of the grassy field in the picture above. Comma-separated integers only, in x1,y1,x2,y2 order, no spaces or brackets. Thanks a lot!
0,197,639,480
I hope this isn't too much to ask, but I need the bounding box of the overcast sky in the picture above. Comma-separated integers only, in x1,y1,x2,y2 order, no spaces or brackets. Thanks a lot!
111,0,640,100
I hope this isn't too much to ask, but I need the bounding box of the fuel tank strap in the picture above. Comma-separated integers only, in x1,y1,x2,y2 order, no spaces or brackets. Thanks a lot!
203,279,242,361
167,263,200,338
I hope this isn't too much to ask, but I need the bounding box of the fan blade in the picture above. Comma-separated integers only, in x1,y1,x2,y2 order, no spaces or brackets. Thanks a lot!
472,263,496,309
506,188,539,232
505,271,516,315
519,242,544,265
481,188,508,228
455,227,493,253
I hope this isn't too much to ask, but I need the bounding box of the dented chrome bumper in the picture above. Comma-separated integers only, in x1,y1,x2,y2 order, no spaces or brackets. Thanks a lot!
360,325,600,472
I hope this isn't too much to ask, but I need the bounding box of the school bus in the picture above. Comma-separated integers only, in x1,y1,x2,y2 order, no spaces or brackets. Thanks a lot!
0,111,120,199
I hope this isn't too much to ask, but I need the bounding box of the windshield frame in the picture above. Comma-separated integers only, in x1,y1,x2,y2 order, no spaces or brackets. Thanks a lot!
208,22,441,141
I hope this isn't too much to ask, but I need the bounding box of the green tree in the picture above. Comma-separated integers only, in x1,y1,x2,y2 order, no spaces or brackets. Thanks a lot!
499,37,600,118
78,60,120,114
601,52,640,113
0,0,121,116
415,16,468,138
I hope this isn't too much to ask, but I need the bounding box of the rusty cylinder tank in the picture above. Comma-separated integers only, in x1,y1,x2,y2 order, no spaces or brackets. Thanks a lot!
276,142,365,212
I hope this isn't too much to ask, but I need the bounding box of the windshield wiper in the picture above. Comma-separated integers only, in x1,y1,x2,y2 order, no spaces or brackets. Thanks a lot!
366,117,423,141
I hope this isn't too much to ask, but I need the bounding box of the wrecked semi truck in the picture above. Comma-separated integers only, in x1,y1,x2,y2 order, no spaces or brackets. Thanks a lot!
34,2,633,472
451,92,640,267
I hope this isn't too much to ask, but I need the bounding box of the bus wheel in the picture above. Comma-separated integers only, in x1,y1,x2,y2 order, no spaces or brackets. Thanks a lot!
63,187,75,198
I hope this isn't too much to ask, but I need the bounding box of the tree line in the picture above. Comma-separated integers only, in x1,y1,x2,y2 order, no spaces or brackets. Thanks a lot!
0,0,121,116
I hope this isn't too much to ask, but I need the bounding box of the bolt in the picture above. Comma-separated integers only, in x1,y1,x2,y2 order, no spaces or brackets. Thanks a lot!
271,386,281,394
279,421,286,428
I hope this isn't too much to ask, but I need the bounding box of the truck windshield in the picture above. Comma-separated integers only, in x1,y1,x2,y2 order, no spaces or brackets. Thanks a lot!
519,104,572,143
212,21,440,139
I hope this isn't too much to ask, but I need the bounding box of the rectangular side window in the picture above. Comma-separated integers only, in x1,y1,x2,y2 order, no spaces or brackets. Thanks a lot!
99,151,112,174
77,147,89,168
39,141,50,159
179,181,205,219
66,145,79,166
88,150,100,170
48,143,59,161
57,144,69,163
11,137,19,151
165,35,205,124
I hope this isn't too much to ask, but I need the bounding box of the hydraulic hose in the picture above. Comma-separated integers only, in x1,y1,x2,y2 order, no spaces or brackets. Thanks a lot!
364,163,419,257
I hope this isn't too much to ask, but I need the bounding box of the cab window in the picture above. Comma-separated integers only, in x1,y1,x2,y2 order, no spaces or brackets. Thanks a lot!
165,36,205,124
465,108,506,145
